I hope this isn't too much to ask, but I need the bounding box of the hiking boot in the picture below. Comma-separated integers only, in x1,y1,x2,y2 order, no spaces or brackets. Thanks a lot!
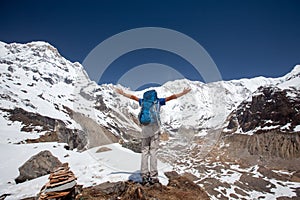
148,177,160,185
141,176,150,186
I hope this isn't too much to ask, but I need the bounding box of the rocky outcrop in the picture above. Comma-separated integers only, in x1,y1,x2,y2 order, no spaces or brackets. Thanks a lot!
5,107,56,132
76,171,210,200
223,86,300,162
247,131,300,158
68,108,120,148
231,86,300,132
15,150,62,184
121,139,142,153
2,105,121,150
1,107,87,150
223,131,300,160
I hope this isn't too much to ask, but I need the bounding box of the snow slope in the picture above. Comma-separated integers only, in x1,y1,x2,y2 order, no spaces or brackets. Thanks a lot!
0,141,171,199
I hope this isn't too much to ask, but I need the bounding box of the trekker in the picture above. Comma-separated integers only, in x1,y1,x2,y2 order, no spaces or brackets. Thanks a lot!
115,87,191,185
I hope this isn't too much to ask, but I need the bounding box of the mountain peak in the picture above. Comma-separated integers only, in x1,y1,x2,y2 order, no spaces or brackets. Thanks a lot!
292,64,300,72
0,41,7,46
284,64,300,77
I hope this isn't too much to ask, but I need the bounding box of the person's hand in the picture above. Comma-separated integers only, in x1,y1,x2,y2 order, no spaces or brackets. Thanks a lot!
175,87,191,98
114,87,139,101
181,87,191,95
115,87,124,95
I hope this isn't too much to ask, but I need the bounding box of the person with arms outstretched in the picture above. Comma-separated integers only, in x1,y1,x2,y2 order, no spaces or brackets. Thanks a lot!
115,87,191,185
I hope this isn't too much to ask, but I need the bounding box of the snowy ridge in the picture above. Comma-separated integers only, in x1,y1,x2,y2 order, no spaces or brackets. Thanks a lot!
1,41,299,140
278,64,300,90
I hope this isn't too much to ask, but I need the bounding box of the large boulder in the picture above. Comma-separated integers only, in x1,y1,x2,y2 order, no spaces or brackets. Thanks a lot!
15,150,62,183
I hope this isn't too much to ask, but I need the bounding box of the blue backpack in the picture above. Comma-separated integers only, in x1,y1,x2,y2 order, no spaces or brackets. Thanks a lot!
139,90,160,125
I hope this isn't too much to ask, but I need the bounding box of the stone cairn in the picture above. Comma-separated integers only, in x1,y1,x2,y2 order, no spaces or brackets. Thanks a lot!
38,163,79,200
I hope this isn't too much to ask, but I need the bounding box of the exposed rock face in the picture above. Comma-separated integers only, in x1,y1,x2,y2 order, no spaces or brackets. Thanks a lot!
223,86,300,165
5,107,56,132
247,131,300,158
15,150,62,183
69,109,120,148
1,107,87,150
233,86,300,132
224,131,300,160
121,139,142,153
76,171,210,200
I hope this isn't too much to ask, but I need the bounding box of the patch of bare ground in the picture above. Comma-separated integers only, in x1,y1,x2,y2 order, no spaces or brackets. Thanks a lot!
76,171,210,200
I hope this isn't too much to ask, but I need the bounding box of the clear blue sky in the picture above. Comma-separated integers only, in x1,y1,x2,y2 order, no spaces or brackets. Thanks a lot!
1,0,299,85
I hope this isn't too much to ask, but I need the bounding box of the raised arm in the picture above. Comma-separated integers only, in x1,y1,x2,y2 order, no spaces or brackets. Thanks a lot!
115,88,139,102
165,87,191,102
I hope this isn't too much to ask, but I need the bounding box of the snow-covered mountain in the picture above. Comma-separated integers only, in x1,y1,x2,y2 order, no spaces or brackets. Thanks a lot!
1,41,299,142
0,41,299,199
